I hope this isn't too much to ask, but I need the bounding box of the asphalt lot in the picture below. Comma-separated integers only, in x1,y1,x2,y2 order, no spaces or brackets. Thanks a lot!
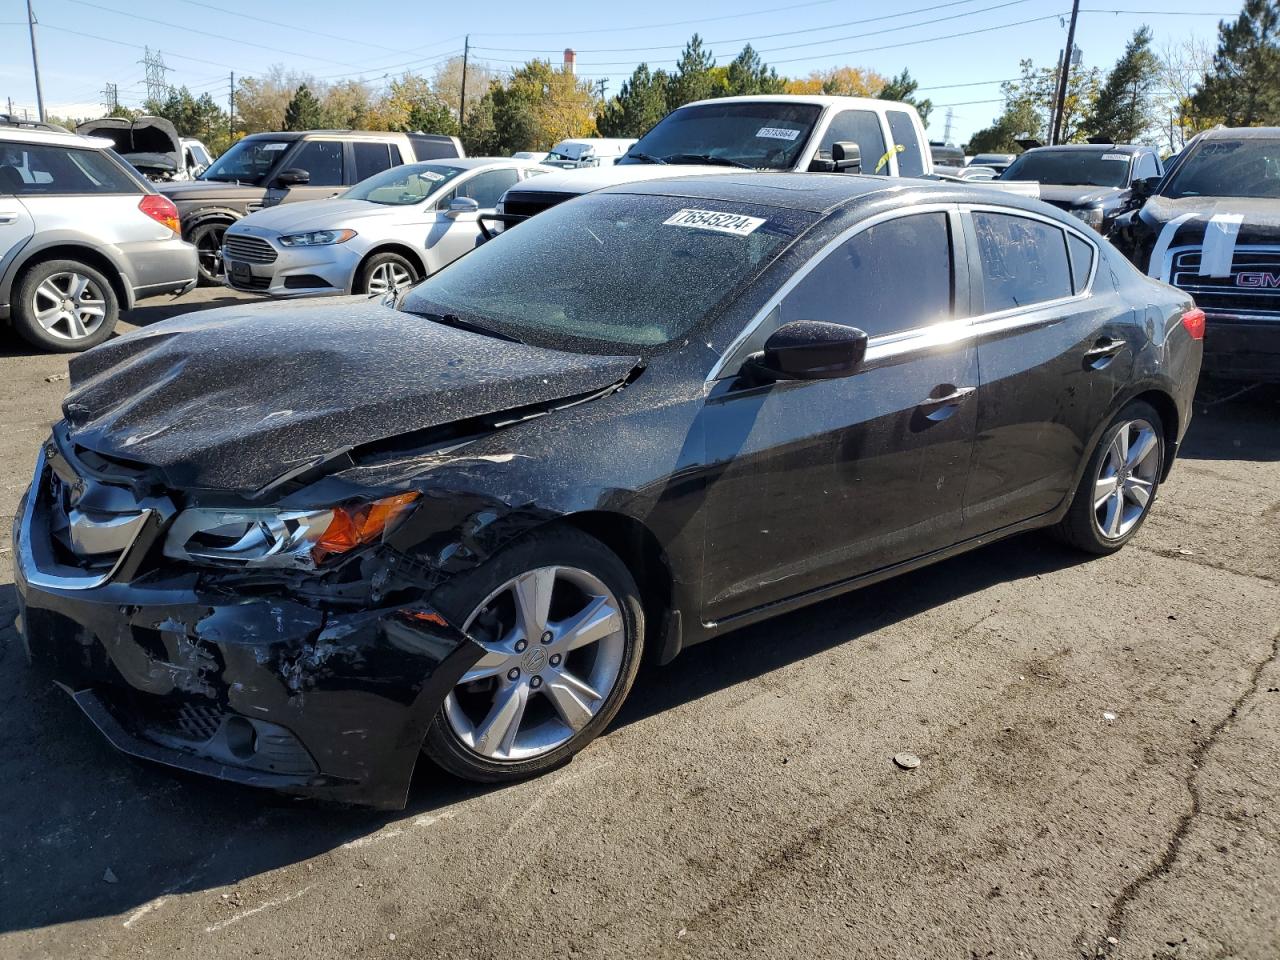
1,287,1277,960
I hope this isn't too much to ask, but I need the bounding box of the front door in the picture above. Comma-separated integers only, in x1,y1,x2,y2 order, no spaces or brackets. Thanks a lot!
265,139,347,206
700,209,980,622
425,167,522,273
960,208,1134,537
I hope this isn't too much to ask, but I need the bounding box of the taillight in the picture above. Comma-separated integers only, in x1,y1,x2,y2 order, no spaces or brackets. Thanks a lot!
1181,307,1206,340
139,194,181,234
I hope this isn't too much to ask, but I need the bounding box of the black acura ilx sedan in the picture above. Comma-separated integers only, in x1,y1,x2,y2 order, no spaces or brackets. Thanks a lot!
14,174,1202,808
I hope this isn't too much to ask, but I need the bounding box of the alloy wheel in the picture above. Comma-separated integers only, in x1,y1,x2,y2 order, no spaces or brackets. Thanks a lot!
30,271,108,342
195,227,224,280
366,261,414,295
443,566,627,761
1093,417,1160,540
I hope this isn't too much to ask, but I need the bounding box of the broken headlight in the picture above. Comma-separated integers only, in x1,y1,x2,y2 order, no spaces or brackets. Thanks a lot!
162,493,419,569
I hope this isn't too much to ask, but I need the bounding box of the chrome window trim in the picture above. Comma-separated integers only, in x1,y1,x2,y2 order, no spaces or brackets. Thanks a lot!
708,201,1099,380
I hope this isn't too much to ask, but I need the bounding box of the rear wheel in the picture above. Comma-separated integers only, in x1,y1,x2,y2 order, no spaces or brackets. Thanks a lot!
424,527,644,782
1052,400,1165,554
356,252,419,296
188,221,229,284
12,258,118,352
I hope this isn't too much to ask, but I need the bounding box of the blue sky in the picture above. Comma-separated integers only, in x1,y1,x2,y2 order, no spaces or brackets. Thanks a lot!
2,0,1234,143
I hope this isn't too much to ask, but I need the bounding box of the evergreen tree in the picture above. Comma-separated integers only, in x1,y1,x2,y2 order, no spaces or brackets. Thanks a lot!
597,64,670,137
667,35,717,110
724,45,785,96
283,84,324,131
1191,0,1280,125
878,69,933,125
1088,27,1161,143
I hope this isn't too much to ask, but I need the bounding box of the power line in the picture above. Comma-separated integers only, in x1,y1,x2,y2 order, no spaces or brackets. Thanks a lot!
39,22,237,68
470,0,854,37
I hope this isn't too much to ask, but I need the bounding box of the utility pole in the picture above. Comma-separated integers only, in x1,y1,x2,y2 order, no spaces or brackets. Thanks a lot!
596,79,608,100
27,0,46,122
458,35,470,134
943,107,954,144
1050,0,1080,145
101,82,118,114
229,71,235,141
140,47,172,106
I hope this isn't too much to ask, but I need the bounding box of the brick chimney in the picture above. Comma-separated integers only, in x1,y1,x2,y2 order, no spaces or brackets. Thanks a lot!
563,48,576,74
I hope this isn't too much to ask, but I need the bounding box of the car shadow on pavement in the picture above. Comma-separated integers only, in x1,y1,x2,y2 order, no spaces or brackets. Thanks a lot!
1184,382,1280,463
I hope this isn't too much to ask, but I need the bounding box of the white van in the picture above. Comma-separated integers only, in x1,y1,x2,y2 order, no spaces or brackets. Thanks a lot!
543,138,638,169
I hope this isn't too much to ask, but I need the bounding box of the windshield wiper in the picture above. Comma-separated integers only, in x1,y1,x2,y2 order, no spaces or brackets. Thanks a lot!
421,311,524,344
624,152,667,164
662,153,754,169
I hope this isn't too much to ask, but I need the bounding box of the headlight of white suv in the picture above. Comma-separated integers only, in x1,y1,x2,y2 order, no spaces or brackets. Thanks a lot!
1070,207,1105,232
278,229,357,247
162,493,419,570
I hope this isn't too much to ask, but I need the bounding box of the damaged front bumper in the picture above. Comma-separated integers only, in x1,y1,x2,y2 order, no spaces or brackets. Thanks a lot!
12,446,484,809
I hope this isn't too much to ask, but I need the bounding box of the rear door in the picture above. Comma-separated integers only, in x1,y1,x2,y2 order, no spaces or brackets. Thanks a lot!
0,152,36,269
701,207,980,621
960,207,1132,537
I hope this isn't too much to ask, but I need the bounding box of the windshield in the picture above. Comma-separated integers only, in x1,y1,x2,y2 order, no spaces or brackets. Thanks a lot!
343,162,465,205
399,192,807,352
200,138,291,184
1162,137,1280,199
620,101,822,170
1001,149,1132,187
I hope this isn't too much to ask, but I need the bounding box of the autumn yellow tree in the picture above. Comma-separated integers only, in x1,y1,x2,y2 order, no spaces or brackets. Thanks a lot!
785,66,887,97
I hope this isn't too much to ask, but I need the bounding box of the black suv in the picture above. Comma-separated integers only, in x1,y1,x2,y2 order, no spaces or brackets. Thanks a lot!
159,130,463,282
998,143,1163,234
1110,127,1280,382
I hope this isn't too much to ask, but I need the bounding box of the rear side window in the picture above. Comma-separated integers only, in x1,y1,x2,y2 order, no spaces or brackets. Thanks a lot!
886,111,926,177
289,140,344,186
0,144,139,195
353,142,395,182
1067,234,1095,293
782,212,953,338
409,135,459,160
452,168,520,208
821,110,887,174
972,211,1073,311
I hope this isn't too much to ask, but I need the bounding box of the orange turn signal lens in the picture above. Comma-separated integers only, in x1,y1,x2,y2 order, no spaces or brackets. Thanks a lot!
312,492,420,564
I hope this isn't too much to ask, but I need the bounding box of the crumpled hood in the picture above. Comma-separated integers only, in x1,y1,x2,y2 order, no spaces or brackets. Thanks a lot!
230,198,395,235
62,299,639,493
1035,183,1127,209
1140,194,1280,246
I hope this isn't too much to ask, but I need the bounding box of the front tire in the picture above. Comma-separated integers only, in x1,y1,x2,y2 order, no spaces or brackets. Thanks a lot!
188,221,229,284
356,252,420,296
11,258,118,352
423,527,645,783
1052,400,1165,554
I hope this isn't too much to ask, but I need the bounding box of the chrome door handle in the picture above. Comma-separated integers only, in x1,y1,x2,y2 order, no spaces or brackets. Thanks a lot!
917,385,976,421
0,214,18,224
1083,338,1126,370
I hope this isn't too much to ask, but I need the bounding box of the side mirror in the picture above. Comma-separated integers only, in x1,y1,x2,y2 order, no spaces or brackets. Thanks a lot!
746,321,868,382
832,141,861,174
1131,175,1161,199
445,196,480,220
275,168,310,187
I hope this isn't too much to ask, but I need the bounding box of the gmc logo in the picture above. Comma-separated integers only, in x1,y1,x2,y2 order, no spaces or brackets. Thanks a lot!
1235,271,1280,288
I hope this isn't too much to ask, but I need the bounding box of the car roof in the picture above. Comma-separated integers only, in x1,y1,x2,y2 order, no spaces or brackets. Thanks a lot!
1024,143,1145,154
1200,125,1280,139
598,171,1058,218
239,130,407,141
681,93,906,110
0,126,110,149
415,156,537,170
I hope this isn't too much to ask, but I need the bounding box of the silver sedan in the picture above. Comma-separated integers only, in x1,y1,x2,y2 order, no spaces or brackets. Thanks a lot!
221,158,551,298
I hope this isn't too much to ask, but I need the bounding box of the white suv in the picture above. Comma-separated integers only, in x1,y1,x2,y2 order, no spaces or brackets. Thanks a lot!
0,123,198,352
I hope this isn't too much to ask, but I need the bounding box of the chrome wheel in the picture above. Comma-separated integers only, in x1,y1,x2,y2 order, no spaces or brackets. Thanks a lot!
1093,417,1160,540
30,271,108,342
444,566,626,762
365,261,414,295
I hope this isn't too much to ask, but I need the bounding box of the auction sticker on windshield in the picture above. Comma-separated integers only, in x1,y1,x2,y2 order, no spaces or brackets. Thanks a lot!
756,127,801,141
663,209,767,236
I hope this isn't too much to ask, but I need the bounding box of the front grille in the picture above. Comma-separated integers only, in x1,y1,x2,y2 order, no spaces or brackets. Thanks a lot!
223,233,278,264
1171,246,1280,317
500,190,573,221
225,272,271,291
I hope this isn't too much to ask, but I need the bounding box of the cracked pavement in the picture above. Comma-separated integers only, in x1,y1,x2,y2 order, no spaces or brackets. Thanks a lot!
1,290,1277,960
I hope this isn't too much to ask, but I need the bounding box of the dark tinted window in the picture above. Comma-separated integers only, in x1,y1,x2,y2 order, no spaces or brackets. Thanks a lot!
409,135,459,160
821,110,886,174
353,141,394,182
455,168,520,208
402,193,806,351
621,101,823,170
199,138,290,184
289,140,344,186
0,144,139,195
1002,149,1131,187
973,212,1072,311
1161,137,1280,199
885,110,926,176
1067,234,1095,293
782,212,953,337
1133,151,1159,181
